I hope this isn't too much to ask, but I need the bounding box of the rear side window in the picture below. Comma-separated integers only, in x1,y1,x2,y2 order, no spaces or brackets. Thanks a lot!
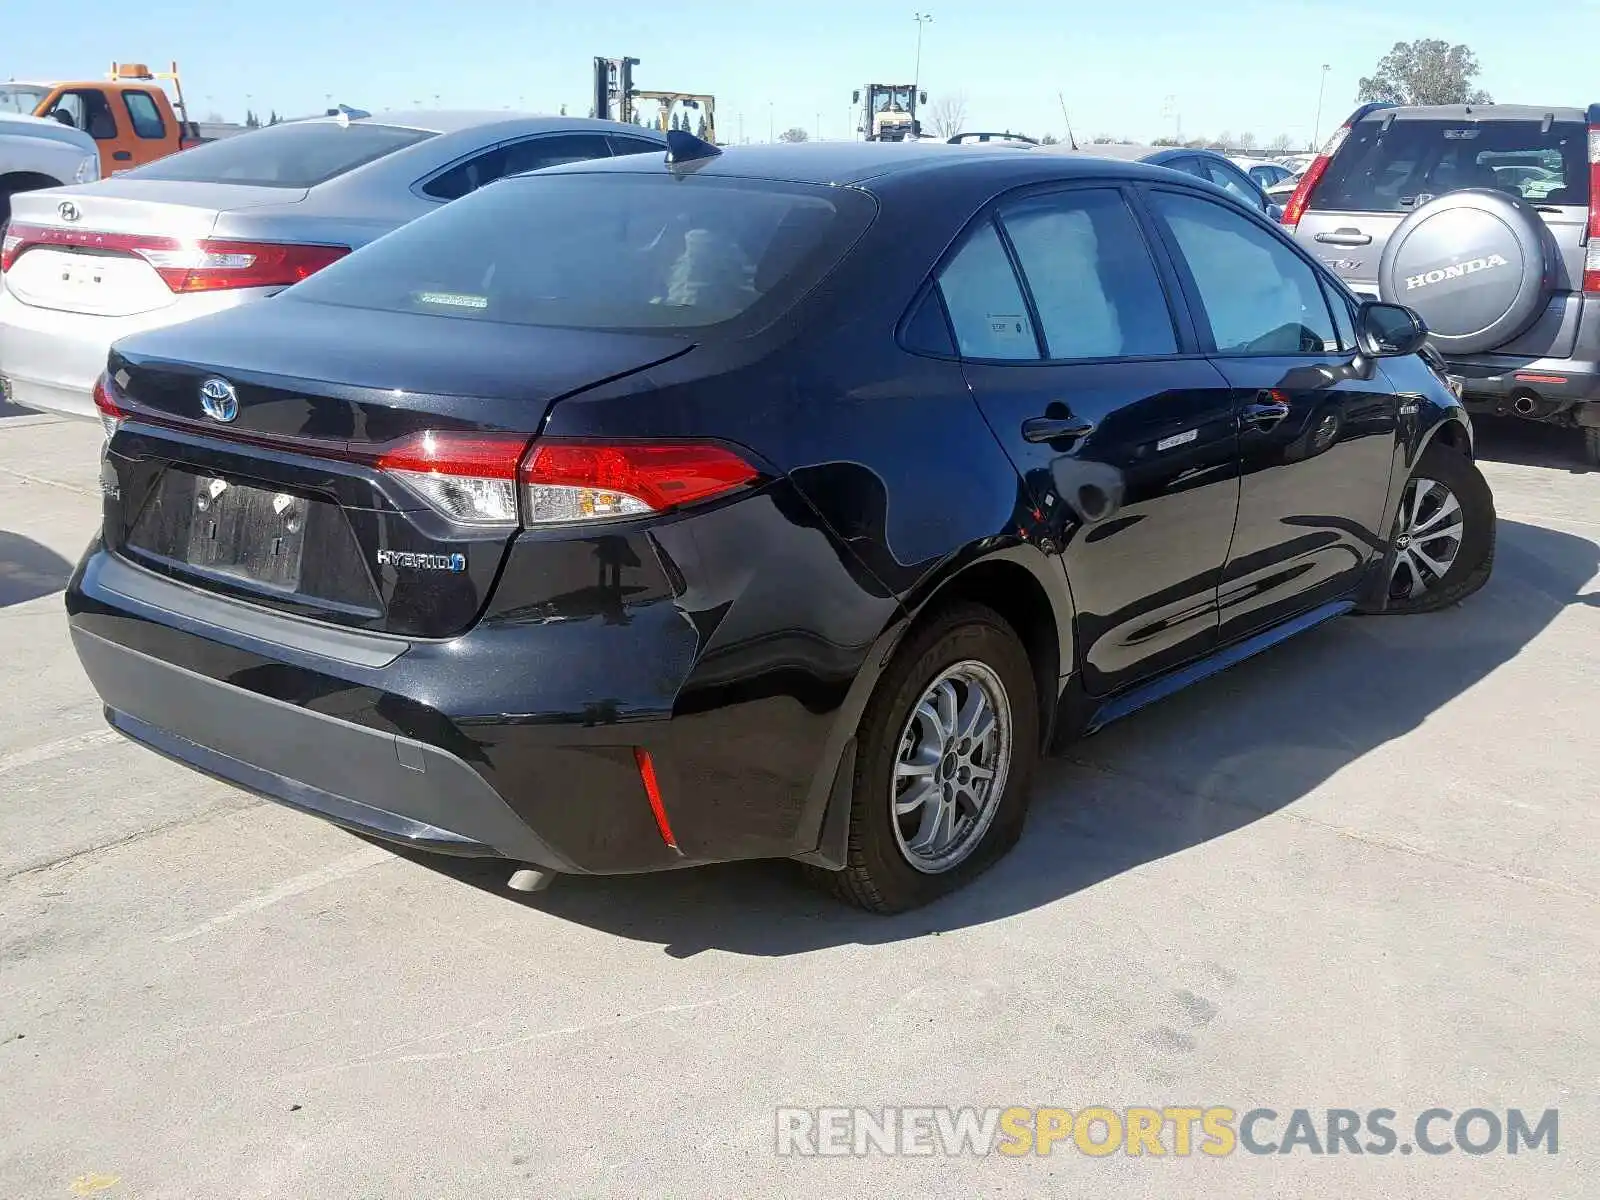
998,188,1177,360
1152,190,1338,355
123,91,165,140
423,133,616,201
289,172,876,335
1313,118,1588,211
126,121,436,187
936,222,1039,360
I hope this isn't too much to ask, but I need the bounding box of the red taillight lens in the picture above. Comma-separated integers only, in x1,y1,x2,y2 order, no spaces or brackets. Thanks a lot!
0,223,348,291
92,372,127,441
373,431,530,526
1279,124,1350,230
1584,127,1600,294
518,442,760,526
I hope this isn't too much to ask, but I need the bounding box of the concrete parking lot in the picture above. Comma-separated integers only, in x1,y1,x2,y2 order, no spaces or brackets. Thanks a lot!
1,404,1596,1199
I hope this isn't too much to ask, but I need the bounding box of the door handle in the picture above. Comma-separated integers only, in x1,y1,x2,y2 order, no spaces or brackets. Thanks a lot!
1314,228,1371,246
1022,414,1095,444
1240,394,1291,429
113,150,133,161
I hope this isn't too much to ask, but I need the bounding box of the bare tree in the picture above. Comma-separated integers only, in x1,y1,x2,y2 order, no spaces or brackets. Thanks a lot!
778,126,810,143
1268,133,1293,152
927,93,969,141
1239,131,1258,152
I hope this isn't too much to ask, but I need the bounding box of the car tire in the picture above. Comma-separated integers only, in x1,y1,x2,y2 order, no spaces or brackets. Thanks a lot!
1361,442,1496,615
1584,426,1600,469
812,601,1040,913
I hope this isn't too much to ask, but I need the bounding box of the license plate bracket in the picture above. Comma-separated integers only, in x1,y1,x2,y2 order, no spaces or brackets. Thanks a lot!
183,476,308,591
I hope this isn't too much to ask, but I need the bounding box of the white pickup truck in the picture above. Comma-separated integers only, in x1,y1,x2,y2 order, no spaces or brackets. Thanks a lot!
1,112,100,228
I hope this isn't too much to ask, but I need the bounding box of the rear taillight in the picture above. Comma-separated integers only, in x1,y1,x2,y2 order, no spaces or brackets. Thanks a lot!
1279,125,1349,230
92,373,127,442
374,434,757,527
0,223,348,291
1585,125,1600,293
374,432,529,527
518,442,760,526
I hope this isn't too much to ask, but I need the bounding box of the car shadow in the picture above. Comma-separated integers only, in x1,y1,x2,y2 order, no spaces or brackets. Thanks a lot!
391,518,1597,957
0,531,74,607
1472,415,1593,473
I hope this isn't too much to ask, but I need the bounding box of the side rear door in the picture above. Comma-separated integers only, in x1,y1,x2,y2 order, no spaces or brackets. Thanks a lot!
119,89,172,169
39,87,128,175
1144,185,1401,642
938,183,1242,696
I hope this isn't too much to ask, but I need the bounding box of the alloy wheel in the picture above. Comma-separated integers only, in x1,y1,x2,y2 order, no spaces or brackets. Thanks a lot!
1389,475,1464,601
890,660,1012,874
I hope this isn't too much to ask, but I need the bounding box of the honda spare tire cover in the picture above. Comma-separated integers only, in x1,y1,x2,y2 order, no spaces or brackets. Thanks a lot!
1377,189,1553,355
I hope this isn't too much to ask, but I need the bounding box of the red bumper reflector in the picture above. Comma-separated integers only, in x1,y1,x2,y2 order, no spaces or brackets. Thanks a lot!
1513,373,1567,386
634,747,679,852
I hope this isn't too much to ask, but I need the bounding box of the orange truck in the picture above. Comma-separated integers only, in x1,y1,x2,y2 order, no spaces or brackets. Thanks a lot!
0,62,201,177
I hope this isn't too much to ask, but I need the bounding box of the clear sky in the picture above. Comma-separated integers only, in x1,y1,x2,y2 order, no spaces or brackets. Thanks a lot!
3,0,1578,149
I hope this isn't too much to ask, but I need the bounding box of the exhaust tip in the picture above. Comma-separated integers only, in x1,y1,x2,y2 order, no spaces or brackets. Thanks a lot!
1513,394,1537,416
507,866,558,893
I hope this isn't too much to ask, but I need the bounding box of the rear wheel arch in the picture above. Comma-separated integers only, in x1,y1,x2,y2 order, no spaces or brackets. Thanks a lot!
0,171,64,225
793,546,1071,870
899,550,1070,751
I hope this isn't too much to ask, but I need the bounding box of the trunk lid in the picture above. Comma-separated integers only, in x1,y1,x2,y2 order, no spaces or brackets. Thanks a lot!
4,180,309,317
104,298,693,638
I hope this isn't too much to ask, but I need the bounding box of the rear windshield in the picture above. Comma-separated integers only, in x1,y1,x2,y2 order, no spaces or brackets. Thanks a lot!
287,171,878,334
1312,118,1588,212
125,121,435,188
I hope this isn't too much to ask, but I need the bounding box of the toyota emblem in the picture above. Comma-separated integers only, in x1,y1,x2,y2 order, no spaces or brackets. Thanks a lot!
199,377,239,423
58,201,80,222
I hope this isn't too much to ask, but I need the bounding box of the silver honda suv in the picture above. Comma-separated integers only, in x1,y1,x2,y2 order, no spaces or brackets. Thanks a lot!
1284,102,1599,464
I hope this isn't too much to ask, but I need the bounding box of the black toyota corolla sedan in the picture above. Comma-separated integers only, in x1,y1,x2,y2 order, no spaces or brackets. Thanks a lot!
65,133,1493,912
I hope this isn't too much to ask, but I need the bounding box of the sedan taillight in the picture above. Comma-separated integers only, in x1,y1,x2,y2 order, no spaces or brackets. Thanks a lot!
0,223,348,291
371,433,760,528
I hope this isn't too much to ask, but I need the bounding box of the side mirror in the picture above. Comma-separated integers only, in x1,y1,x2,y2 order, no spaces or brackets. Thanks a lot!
852,90,861,104
920,90,928,105
1356,301,1428,357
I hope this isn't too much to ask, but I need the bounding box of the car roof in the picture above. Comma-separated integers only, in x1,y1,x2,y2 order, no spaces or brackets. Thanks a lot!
1359,104,1586,123
333,110,655,137
532,140,1187,190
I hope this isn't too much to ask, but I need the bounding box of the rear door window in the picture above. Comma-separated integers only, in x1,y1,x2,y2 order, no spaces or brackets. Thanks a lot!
1202,160,1267,211
608,134,666,157
289,172,876,335
423,133,618,202
123,91,165,140
936,221,1039,360
126,121,436,187
998,188,1177,360
1152,189,1339,355
1313,118,1588,211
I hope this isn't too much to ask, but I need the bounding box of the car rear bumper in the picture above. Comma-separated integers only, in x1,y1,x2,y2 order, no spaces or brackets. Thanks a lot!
75,625,568,866
0,288,269,420
65,520,877,874
1444,354,1600,419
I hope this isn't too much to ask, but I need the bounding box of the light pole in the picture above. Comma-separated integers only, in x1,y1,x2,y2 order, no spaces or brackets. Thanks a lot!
1161,94,1181,144
768,100,774,143
1312,64,1331,151
816,111,821,141
912,12,933,104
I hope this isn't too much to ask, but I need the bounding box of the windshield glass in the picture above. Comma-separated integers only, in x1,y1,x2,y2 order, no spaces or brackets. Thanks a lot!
288,171,877,335
0,84,48,116
124,120,435,188
1312,117,1588,210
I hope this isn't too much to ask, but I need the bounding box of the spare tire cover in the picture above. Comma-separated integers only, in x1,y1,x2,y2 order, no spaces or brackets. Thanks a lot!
1377,189,1553,355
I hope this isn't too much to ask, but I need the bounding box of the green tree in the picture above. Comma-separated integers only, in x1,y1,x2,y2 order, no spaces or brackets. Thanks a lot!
244,109,260,129
1358,39,1492,105
778,126,809,143
1039,132,1059,145
696,115,708,139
